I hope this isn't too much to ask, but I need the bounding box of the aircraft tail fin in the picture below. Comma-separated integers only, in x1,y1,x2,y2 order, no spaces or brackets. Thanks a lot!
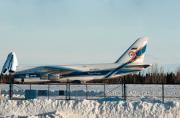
1,52,18,75
115,37,148,65
104,37,149,79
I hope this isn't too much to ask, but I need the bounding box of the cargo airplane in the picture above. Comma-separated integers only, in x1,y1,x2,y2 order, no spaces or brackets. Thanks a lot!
1,37,150,83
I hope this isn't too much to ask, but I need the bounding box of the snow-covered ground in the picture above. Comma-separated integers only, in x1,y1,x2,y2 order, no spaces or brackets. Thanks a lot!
0,84,180,117
0,96,180,118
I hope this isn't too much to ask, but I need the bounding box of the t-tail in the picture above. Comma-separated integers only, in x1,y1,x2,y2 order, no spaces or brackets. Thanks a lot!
1,52,18,75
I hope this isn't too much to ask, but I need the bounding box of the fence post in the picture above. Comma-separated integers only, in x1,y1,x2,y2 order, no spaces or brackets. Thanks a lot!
30,84,31,90
122,78,124,99
122,77,126,101
9,74,13,100
48,84,50,100
86,84,88,99
66,83,70,100
69,83,71,100
9,81,13,100
104,83,106,98
162,81,164,104
66,83,68,100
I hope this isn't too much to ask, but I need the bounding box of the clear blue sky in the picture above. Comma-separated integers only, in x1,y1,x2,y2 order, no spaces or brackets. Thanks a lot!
0,0,180,65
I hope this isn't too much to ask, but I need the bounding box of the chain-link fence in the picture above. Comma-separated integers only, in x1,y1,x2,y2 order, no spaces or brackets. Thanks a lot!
0,84,180,101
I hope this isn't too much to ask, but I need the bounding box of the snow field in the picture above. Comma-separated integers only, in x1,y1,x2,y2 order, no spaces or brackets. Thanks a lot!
0,96,180,118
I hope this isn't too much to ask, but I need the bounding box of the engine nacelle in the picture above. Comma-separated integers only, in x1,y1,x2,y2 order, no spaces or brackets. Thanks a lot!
1,52,18,75
48,74,60,80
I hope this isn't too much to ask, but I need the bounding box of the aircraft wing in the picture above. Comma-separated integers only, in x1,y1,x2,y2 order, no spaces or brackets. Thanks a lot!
15,65,80,76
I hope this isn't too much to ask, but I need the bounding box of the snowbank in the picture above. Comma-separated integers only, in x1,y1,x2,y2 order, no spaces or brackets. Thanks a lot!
0,96,180,118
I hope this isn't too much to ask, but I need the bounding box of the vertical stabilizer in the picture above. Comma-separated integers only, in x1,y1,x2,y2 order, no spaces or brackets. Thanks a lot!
115,37,148,65
1,52,18,75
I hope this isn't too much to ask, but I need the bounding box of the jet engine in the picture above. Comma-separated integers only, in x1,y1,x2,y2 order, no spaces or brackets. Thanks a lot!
1,52,18,75
48,74,60,80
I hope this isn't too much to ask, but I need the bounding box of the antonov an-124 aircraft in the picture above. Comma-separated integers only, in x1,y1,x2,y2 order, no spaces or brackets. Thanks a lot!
1,37,150,83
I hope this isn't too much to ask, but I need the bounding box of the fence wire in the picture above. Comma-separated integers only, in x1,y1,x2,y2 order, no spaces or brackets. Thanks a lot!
0,84,180,101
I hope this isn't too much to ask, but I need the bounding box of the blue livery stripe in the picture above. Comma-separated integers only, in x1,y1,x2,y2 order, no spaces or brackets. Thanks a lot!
136,45,147,56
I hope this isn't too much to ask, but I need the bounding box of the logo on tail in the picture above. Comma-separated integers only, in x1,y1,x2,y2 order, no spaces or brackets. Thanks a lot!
128,49,137,59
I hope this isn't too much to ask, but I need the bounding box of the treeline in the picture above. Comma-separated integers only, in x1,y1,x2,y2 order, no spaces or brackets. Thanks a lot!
95,72,180,84
0,75,11,83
